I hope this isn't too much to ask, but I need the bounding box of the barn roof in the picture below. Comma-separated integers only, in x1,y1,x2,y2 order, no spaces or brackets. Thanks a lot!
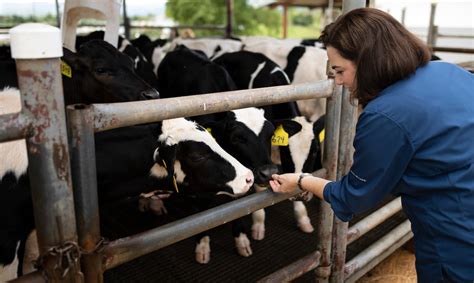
267,0,343,9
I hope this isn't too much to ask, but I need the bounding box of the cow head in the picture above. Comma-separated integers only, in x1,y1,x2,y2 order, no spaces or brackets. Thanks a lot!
276,115,324,174
61,39,159,105
203,108,279,186
150,118,254,196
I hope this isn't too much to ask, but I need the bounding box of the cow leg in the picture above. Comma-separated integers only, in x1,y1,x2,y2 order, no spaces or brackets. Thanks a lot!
293,201,314,233
232,218,252,257
251,185,267,240
195,234,211,264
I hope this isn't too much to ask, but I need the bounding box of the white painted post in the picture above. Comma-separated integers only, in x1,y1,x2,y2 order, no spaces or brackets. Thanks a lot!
61,0,122,51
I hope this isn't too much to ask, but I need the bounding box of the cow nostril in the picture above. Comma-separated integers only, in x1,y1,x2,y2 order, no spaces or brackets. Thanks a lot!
246,177,253,184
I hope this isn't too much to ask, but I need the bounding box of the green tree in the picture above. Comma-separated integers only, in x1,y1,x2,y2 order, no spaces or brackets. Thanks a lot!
166,0,281,37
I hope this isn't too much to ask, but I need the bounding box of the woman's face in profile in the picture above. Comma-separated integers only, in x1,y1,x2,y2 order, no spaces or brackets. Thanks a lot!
327,46,356,92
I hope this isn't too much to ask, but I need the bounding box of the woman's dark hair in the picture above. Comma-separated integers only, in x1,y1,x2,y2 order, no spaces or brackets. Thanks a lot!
319,8,431,106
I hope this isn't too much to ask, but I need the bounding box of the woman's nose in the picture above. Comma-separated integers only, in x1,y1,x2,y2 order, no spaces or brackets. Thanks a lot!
335,76,343,85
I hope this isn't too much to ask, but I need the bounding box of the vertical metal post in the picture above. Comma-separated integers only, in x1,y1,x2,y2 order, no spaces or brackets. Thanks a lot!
282,5,288,39
427,2,438,47
123,0,131,40
10,23,81,282
401,7,406,26
55,0,61,27
330,89,358,283
225,0,234,38
67,105,104,283
328,2,365,282
315,82,342,283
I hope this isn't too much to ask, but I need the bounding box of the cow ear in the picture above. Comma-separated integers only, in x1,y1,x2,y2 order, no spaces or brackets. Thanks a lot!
275,119,302,137
62,47,85,71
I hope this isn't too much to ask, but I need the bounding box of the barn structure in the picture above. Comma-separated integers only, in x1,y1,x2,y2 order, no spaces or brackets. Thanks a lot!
3,0,469,282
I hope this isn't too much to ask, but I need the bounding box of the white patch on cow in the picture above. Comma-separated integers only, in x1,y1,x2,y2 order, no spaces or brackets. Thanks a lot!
293,201,314,233
171,38,243,59
152,46,165,76
270,66,291,84
248,61,266,89
0,88,28,178
288,116,314,173
232,108,266,137
173,161,185,183
158,118,253,194
0,241,20,282
118,39,131,52
134,57,140,69
149,157,186,184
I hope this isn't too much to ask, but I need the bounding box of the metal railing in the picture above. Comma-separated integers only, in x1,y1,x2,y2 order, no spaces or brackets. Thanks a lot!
4,2,415,281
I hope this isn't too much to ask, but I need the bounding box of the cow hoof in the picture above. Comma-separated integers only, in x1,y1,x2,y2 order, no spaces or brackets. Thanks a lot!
195,236,211,264
235,233,253,257
298,217,314,233
251,223,265,240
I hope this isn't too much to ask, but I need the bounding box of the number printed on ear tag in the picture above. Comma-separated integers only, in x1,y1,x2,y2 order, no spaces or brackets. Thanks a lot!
272,125,289,146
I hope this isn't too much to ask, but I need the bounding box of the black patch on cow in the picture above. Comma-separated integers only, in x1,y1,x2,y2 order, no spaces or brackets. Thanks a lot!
0,172,34,267
284,46,306,82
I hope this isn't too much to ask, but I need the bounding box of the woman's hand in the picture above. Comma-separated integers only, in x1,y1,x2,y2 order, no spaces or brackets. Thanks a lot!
269,173,299,193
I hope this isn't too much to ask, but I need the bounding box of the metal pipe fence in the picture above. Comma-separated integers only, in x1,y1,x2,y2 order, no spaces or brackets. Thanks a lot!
3,6,419,281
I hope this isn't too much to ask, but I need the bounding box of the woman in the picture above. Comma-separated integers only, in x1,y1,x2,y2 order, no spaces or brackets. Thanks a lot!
269,8,474,282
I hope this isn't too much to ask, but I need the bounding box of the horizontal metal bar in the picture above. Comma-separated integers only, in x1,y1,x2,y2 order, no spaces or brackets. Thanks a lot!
257,251,321,283
347,197,402,245
91,80,334,132
345,232,413,283
104,168,326,269
0,112,31,143
344,220,413,279
436,34,474,39
431,46,474,54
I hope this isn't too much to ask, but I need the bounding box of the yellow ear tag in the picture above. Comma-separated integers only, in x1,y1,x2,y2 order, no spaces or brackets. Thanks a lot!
319,129,325,143
206,128,214,139
60,60,72,78
272,125,289,146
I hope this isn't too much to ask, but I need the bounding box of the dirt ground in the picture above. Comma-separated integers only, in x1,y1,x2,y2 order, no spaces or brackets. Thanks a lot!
356,246,417,283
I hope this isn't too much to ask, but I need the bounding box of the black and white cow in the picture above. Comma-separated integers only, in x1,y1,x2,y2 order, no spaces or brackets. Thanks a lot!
211,50,323,236
76,31,159,90
273,115,325,233
156,45,282,261
0,40,159,280
241,37,328,122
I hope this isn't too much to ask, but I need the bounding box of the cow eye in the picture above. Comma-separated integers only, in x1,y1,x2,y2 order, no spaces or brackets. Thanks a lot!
188,153,208,163
95,67,112,75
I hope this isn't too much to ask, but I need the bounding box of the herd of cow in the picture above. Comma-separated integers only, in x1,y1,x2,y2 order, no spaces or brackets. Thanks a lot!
0,32,329,280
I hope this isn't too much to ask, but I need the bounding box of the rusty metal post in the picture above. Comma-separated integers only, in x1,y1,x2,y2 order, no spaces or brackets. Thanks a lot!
67,104,104,283
331,89,358,283
328,3,365,282
314,82,342,282
10,23,81,282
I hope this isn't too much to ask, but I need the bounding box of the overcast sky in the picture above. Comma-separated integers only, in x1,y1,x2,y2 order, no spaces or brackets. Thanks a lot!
1,0,473,28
